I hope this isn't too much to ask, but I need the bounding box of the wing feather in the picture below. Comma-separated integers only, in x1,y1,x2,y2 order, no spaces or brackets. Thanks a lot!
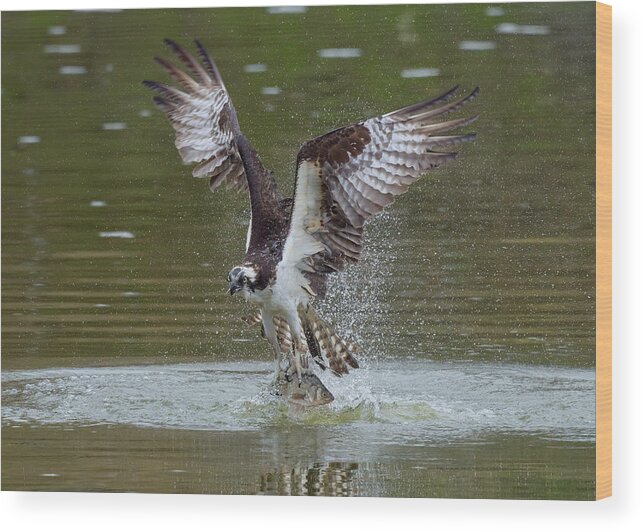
144,39,247,192
282,86,479,277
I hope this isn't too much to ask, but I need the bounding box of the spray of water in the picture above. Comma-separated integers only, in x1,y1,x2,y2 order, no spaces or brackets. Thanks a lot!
318,210,401,365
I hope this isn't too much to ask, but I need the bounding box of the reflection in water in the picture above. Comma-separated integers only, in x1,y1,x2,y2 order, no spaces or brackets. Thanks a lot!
1,423,594,499
259,462,359,496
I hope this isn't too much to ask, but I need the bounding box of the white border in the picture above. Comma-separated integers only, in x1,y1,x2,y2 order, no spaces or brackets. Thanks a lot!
1,0,641,530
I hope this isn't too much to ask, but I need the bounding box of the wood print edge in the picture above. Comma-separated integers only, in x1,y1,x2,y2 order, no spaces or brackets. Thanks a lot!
595,0,612,501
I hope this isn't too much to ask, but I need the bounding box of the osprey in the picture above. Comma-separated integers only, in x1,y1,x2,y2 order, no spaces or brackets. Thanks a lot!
144,39,478,405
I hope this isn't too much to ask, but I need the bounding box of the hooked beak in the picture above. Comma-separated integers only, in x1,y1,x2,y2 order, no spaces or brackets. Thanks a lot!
228,282,241,296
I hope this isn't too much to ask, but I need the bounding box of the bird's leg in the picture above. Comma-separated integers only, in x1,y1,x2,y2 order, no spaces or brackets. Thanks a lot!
261,312,285,383
288,345,302,382
287,312,309,383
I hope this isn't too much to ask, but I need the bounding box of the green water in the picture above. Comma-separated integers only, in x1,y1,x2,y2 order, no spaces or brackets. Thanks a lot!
2,3,596,498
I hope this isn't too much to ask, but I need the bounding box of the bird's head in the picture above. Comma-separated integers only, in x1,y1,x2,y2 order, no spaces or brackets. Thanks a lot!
227,264,261,298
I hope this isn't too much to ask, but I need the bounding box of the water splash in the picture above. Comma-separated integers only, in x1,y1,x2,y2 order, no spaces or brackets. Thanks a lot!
1,360,595,443
319,211,409,362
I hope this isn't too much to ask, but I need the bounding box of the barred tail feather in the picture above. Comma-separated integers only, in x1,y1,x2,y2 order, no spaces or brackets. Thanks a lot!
299,305,359,376
240,312,295,352
242,308,360,375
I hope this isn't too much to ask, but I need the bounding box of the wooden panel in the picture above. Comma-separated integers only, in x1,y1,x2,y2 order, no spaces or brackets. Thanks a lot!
595,1,612,501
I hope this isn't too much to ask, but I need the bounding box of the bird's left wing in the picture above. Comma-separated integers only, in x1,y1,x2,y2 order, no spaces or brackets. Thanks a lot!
143,39,247,192
280,86,479,278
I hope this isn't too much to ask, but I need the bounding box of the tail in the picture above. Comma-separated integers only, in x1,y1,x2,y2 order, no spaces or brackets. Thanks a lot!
299,305,360,376
240,312,294,351
241,308,361,376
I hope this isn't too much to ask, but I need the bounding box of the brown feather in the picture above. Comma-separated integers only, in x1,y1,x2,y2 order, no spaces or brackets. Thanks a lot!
287,87,479,278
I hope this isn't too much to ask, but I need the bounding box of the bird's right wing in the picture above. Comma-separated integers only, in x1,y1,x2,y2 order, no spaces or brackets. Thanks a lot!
144,39,247,192
280,86,479,277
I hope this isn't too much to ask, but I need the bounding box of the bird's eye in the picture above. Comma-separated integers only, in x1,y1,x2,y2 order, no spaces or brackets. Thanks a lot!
241,275,248,284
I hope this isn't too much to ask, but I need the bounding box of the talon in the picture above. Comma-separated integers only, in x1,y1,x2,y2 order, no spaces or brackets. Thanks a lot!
301,284,317,297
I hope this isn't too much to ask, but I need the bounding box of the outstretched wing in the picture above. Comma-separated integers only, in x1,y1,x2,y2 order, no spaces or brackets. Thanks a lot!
280,86,479,278
143,39,247,192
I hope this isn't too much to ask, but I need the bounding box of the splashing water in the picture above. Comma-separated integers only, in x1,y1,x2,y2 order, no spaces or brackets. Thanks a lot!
2,359,594,444
319,211,400,363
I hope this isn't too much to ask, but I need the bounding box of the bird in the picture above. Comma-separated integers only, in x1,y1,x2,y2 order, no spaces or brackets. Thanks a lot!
144,39,478,405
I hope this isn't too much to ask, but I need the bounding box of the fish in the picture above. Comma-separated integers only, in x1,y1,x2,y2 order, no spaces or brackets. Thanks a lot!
273,366,334,407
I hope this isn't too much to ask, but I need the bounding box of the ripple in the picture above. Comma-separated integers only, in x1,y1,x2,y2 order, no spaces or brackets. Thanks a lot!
47,25,66,35
99,231,134,239
400,68,440,78
18,135,40,145
261,87,281,96
244,63,267,73
44,44,81,54
486,6,505,17
59,66,87,75
459,41,497,51
102,122,127,131
267,6,307,15
496,23,550,35
318,48,362,59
